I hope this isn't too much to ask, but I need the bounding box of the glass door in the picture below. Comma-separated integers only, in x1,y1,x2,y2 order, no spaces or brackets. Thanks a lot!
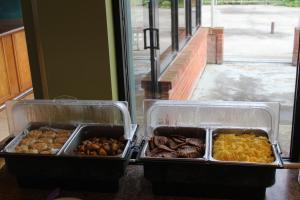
130,0,176,125
156,0,176,73
143,0,176,98
144,0,160,98
130,0,152,124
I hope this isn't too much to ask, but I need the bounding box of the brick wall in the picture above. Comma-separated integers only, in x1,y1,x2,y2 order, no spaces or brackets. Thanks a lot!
292,27,300,66
207,27,224,64
141,27,209,100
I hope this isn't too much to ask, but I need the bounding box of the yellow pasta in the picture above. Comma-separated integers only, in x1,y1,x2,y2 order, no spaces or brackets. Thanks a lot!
213,132,274,163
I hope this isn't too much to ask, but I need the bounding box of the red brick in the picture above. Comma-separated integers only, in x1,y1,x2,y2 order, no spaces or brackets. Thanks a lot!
207,27,224,64
141,27,210,100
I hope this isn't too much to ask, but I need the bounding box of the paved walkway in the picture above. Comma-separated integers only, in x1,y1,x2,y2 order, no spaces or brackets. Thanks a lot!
191,5,300,156
202,5,300,61
190,62,296,156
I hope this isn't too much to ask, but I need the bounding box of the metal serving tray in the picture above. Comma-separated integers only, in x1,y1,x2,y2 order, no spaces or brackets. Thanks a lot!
60,124,131,159
209,128,283,167
140,126,209,162
3,122,78,155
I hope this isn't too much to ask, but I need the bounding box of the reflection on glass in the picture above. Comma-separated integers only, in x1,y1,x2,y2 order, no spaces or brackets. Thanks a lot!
131,0,151,125
158,0,173,63
178,0,186,46
189,5,299,157
191,0,197,30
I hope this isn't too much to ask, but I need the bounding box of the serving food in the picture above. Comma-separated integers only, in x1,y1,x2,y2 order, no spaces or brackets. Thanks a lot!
147,135,205,158
74,137,125,156
15,127,72,154
213,131,274,163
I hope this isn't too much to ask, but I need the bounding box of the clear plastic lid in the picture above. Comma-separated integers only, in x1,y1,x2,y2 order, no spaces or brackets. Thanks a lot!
144,100,280,143
5,100,133,140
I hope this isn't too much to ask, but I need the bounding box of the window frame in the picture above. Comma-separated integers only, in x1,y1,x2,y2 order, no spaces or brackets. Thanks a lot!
177,0,190,51
115,0,300,161
158,0,202,74
158,0,178,74
290,37,300,162
190,0,201,34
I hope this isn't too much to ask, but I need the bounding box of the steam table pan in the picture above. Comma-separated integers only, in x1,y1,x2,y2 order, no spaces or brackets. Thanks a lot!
56,124,137,190
139,100,283,199
0,100,136,191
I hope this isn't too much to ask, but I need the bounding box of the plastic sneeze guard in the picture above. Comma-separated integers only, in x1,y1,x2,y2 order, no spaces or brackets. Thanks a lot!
5,100,133,140
144,100,279,144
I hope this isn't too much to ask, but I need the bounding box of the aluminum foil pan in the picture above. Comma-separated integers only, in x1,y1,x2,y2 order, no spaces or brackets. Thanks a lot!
3,122,78,155
140,126,209,162
208,128,283,168
60,124,133,159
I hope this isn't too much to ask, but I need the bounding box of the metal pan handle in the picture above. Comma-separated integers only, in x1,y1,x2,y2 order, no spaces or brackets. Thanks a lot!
0,136,14,153
283,162,300,169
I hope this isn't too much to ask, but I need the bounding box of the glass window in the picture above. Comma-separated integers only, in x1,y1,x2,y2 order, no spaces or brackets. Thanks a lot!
158,0,173,68
178,0,187,47
191,0,197,31
130,0,151,124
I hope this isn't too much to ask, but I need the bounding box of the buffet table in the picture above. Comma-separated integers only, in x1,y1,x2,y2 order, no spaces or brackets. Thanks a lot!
1,100,299,200
0,163,299,200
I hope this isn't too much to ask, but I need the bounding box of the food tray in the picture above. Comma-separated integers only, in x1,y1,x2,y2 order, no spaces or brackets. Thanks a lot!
0,100,137,191
142,137,277,195
140,126,209,162
4,122,78,155
140,100,282,198
61,124,130,159
209,128,283,167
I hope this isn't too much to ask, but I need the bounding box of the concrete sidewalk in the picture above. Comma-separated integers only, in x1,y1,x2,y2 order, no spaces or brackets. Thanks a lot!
202,5,300,61
190,62,296,156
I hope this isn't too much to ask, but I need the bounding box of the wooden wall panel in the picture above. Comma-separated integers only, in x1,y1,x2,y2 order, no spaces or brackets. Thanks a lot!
2,35,20,97
12,31,32,92
0,38,13,103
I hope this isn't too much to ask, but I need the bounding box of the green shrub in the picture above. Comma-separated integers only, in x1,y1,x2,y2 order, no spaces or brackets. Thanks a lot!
160,0,171,8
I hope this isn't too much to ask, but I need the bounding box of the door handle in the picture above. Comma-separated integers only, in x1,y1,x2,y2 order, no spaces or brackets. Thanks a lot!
143,28,151,49
153,28,160,50
143,28,160,50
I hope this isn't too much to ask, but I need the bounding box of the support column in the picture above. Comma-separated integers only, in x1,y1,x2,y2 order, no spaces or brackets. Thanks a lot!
207,27,224,64
21,0,118,100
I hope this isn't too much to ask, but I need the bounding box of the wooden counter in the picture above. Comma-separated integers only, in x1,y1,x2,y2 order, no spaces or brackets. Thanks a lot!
0,164,299,200
0,27,32,106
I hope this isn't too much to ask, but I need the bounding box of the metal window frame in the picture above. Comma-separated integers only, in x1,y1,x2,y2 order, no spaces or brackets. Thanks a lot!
190,0,201,34
114,0,300,162
159,0,178,74
290,32,300,162
186,0,192,36
198,0,202,26
174,0,179,51
147,0,199,75
142,0,196,95
112,0,137,122
178,0,191,50
149,0,160,98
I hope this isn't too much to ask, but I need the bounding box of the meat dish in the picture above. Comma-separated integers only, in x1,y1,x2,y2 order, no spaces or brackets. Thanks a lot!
74,137,125,156
147,135,205,158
